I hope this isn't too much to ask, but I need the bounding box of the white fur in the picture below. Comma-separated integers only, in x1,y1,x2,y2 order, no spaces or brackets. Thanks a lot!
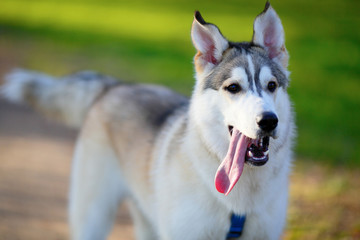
70,134,125,240
247,55,257,92
259,66,275,87
186,80,293,240
230,67,249,90
182,85,293,239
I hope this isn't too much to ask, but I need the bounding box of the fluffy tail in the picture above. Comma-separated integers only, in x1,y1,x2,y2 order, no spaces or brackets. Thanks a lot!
1,69,119,129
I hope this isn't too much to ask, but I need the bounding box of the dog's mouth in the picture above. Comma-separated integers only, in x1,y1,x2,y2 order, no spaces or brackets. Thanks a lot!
215,126,271,195
228,126,269,166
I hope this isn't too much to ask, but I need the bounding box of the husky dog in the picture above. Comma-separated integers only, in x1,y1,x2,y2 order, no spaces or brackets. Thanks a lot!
1,3,295,240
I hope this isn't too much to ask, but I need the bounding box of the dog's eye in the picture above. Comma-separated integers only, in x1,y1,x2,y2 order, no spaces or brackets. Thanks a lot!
225,84,241,94
267,81,277,93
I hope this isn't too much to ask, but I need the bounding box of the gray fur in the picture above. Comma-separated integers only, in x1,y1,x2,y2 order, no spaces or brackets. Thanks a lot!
109,84,189,129
203,43,288,93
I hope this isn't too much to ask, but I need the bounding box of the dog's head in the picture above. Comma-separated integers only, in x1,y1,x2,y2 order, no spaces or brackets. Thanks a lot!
190,3,291,195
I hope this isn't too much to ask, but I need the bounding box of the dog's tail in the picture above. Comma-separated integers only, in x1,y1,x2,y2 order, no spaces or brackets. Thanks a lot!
1,69,119,129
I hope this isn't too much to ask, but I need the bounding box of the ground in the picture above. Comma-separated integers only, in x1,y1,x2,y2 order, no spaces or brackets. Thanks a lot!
0,100,133,240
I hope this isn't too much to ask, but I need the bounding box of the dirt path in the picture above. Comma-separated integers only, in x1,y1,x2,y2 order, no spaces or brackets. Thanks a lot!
0,99,134,240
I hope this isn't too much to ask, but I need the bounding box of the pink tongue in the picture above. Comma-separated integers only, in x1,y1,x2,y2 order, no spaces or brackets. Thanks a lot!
214,129,251,195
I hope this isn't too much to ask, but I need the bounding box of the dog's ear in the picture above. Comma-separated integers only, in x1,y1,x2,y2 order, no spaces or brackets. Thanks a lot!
191,11,229,73
252,2,289,69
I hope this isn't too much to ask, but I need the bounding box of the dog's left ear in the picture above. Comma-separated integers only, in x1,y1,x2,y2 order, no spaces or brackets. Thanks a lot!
252,2,289,69
191,11,229,73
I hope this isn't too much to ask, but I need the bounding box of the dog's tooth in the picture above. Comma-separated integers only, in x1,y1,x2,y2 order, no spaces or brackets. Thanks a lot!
248,151,253,157
264,150,269,155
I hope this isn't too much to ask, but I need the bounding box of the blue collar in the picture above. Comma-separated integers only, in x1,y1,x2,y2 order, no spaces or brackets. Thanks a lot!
226,213,246,239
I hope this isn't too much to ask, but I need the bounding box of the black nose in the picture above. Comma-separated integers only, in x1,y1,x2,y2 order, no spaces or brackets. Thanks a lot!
256,112,278,132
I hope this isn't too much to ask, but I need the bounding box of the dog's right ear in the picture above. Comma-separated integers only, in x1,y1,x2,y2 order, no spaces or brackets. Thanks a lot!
191,11,229,74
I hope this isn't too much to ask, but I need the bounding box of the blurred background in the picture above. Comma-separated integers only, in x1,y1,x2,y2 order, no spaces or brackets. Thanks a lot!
0,0,359,239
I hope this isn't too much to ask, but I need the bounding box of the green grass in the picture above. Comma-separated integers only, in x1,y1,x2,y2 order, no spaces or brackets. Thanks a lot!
0,0,359,166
